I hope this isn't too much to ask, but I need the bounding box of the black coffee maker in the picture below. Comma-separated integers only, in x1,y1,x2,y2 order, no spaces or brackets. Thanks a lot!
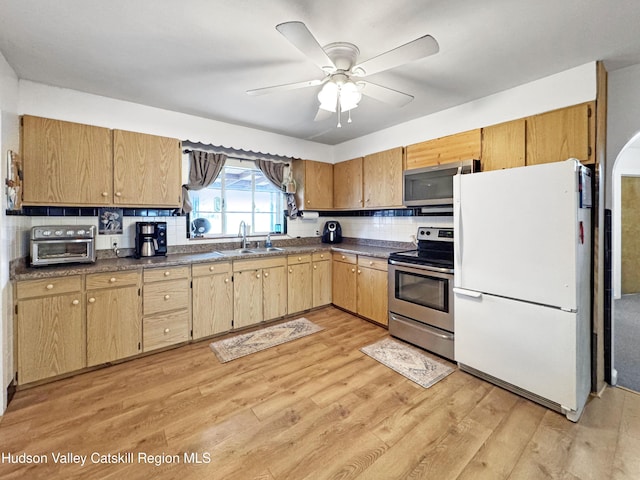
135,221,168,258
322,221,342,244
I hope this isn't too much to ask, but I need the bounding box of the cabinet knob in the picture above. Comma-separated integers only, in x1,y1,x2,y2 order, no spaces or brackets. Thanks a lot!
164,328,170,334
88,297,96,303
358,270,362,274
306,200,310,204
101,192,109,197
264,272,269,278
224,278,229,283
164,271,171,276
256,273,261,279
72,299,79,305
320,254,324,259
46,284,54,290
341,255,345,260
351,268,356,273
289,269,293,274
313,265,317,270
209,266,215,271
109,277,117,283
164,294,170,300
115,192,122,197
369,261,374,266
298,256,302,261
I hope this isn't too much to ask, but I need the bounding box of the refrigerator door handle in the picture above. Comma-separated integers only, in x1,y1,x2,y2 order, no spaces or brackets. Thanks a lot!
453,287,482,298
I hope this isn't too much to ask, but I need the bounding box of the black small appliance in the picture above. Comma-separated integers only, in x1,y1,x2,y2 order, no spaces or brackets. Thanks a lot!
321,221,342,244
135,221,167,258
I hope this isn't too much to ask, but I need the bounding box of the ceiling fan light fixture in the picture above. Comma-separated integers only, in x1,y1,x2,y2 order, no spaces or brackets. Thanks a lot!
339,81,362,111
318,81,339,112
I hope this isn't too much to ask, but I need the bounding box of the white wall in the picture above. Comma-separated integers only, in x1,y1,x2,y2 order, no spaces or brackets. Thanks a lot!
0,50,20,414
334,63,597,161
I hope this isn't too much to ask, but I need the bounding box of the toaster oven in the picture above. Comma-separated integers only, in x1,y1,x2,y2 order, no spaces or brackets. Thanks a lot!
30,225,97,266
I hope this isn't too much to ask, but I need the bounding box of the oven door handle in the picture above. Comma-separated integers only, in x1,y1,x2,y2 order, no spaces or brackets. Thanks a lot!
453,287,482,299
388,259,454,274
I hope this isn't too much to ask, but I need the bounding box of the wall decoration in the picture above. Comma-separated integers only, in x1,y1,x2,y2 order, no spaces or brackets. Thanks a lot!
98,208,123,234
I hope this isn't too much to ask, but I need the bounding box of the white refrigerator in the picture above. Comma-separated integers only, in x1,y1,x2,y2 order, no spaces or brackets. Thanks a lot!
453,159,592,422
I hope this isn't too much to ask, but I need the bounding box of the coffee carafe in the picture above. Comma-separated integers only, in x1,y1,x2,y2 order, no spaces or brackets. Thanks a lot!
140,236,156,257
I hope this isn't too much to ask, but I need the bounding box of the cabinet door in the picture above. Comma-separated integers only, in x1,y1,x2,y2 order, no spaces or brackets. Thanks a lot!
287,262,312,314
526,103,593,166
405,129,481,170
263,265,287,321
481,119,526,171
333,157,363,209
113,129,182,207
293,160,333,209
86,286,141,366
21,115,112,206
233,269,263,328
363,147,403,208
192,273,233,339
332,260,357,312
357,267,389,326
18,293,85,384
312,259,332,308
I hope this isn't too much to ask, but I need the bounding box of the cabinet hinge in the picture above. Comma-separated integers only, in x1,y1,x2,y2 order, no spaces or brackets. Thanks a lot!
138,288,141,296
588,106,593,118
190,280,193,288
190,329,193,338
588,146,592,157
20,117,23,127
15,304,18,315
138,342,141,351
231,275,234,282
14,372,18,382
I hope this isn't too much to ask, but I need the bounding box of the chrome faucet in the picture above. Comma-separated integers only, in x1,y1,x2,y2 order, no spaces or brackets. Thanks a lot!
238,220,248,249
265,232,272,248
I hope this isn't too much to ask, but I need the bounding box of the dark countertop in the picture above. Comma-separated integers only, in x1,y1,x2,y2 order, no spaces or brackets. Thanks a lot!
12,242,403,281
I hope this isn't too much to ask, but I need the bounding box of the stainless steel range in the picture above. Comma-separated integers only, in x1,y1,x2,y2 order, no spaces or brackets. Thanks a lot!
388,226,455,360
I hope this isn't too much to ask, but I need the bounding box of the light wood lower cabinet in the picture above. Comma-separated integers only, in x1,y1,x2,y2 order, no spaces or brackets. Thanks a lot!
86,271,141,366
142,266,191,352
287,254,312,315
233,257,287,328
332,253,358,312
356,256,389,326
192,262,233,339
312,252,332,308
16,276,85,384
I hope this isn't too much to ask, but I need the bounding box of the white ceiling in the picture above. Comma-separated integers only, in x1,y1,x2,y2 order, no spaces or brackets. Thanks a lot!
2,0,640,145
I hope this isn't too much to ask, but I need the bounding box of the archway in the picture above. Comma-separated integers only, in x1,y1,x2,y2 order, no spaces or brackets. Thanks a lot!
612,131,640,391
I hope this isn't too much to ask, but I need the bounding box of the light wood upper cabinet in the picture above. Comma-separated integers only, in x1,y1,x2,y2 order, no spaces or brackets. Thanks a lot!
363,147,404,208
21,115,113,206
525,102,594,166
405,129,481,170
113,129,182,207
334,157,363,209
292,159,333,209
481,119,526,171
16,276,85,384
86,271,141,367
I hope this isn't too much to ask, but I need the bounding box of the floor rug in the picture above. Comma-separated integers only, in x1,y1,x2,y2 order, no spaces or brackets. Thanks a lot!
210,318,324,363
361,338,455,388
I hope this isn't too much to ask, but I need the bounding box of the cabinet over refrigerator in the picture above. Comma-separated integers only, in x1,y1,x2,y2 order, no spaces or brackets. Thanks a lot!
453,159,592,422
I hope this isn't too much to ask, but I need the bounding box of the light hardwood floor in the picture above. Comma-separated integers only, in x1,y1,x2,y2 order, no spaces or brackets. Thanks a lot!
1,306,639,479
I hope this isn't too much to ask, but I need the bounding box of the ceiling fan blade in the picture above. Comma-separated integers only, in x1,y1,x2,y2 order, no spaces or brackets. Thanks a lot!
352,35,439,77
314,108,333,122
276,21,336,72
246,78,325,96
359,81,414,107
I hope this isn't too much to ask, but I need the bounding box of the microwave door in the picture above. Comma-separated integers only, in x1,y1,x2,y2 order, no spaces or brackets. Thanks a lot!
403,165,460,206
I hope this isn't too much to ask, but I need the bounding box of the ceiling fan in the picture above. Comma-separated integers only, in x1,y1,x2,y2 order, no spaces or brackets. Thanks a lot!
246,21,439,127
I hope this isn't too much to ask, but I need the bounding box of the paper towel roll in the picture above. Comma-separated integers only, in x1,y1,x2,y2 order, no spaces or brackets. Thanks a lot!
300,211,319,220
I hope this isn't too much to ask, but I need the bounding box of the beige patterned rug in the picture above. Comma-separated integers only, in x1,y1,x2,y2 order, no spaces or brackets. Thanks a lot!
210,318,324,363
361,338,455,388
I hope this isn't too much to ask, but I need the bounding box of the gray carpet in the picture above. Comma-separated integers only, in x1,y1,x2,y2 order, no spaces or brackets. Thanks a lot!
614,294,640,392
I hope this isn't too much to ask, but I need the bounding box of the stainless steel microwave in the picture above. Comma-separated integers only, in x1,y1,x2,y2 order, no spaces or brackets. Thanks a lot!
403,159,479,208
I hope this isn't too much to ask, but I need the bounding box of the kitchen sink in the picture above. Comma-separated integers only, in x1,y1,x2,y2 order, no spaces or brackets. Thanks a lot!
220,247,285,256
256,247,284,252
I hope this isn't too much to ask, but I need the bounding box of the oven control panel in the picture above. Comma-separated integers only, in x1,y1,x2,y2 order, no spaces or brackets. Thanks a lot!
416,227,453,242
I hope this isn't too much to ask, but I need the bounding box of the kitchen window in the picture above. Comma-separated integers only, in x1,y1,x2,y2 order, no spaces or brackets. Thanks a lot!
189,160,285,237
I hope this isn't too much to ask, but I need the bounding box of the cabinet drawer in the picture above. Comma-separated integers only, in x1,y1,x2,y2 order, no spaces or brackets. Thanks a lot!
358,256,388,272
143,266,190,283
143,279,190,315
86,270,141,289
312,251,331,262
17,276,82,299
192,261,232,277
332,252,357,264
288,254,311,265
143,310,190,352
